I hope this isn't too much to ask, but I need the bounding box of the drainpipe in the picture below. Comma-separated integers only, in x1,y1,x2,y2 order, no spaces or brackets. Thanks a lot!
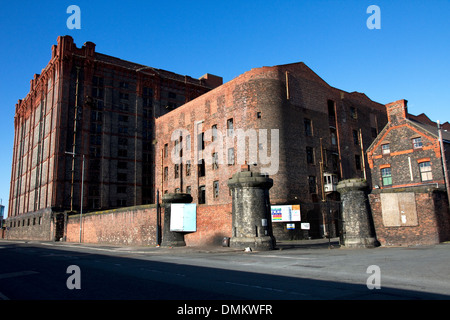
70,66,80,212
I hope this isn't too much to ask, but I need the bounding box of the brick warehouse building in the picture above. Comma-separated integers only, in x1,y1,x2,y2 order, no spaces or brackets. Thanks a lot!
155,62,388,240
367,99,450,246
6,35,221,240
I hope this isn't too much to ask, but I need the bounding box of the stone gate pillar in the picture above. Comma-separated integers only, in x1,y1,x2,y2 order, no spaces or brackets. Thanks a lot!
227,166,275,251
161,193,193,247
336,179,377,248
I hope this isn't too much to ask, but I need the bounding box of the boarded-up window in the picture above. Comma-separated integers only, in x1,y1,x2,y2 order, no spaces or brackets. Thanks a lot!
380,192,418,227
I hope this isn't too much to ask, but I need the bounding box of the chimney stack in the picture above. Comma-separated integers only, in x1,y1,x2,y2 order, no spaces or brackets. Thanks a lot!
386,99,408,124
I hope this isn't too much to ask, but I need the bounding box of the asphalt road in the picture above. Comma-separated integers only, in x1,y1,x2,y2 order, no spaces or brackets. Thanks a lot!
1,239,449,301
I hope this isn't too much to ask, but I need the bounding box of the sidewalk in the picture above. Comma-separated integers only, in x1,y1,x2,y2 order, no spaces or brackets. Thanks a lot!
1,237,341,254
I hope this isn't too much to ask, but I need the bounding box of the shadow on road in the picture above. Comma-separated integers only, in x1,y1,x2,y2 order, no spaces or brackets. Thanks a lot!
0,242,448,301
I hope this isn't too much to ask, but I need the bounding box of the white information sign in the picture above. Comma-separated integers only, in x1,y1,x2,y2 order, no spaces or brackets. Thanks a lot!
170,203,197,232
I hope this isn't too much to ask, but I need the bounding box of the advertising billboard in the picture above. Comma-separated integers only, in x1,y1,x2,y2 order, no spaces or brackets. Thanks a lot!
270,205,301,222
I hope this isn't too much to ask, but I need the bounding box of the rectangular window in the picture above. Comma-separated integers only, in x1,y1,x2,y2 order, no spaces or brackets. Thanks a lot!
117,173,127,181
350,107,358,119
119,92,129,100
197,132,205,150
186,160,191,176
355,154,361,170
164,144,168,158
211,124,218,142
91,110,102,122
143,98,152,108
198,159,205,177
168,92,177,99
213,181,219,198
308,176,316,194
185,135,191,151
117,161,127,169
186,186,191,194
212,152,219,170
118,126,128,134
143,87,153,96
164,166,168,181
227,118,234,136
413,137,423,149
304,118,313,136
119,102,129,111
118,149,128,157
117,186,126,194
90,134,101,145
118,137,128,146
117,199,127,207
93,76,104,87
382,144,390,155
199,185,206,204
174,139,180,156
381,167,392,186
174,164,179,178
90,123,102,133
419,161,433,181
228,147,235,165
306,147,315,164
89,146,101,157
330,128,337,145
353,130,359,145
92,87,104,99
327,100,336,121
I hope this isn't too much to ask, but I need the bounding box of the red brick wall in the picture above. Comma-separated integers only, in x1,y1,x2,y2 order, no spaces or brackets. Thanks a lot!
66,205,159,245
369,190,450,246
66,203,232,246
185,203,232,246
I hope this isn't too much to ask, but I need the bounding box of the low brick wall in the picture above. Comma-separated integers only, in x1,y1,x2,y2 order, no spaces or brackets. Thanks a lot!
66,205,159,245
185,203,232,246
4,208,55,241
66,203,232,247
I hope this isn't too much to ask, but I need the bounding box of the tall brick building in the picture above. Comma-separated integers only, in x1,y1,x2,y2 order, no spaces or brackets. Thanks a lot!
7,35,221,240
367,99,450,245
155,62,388,238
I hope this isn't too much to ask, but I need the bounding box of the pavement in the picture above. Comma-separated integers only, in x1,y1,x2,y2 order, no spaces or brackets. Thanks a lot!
0,237,342,255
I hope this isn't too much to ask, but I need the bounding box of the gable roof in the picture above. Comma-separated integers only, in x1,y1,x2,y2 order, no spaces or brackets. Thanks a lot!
408,118,450,142
367,113,450,154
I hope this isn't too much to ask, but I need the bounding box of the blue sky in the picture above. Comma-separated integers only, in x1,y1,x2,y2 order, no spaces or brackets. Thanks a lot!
1,0,449,217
